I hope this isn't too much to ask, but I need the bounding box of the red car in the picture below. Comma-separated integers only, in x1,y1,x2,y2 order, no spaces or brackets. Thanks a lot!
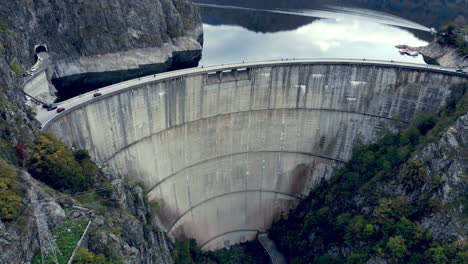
57,107,65,113
93,92,102,97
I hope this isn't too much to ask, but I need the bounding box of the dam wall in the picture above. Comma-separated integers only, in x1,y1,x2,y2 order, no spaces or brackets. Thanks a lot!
23,70,52,102
44,60,467,250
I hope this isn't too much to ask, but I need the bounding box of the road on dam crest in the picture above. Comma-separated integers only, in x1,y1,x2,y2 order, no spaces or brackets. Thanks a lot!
42,59,467,250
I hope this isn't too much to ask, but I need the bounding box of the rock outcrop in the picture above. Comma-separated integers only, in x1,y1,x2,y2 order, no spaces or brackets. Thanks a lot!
415,113,468,241
0,169,175,264
0,171,66,264
367,112,468,243
87,170,174,264
396,42,467,67
0,0,203,97
416,42,467,68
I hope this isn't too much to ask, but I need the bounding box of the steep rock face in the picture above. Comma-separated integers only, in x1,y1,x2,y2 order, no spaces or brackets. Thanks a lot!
416,42,467,68
87,173,173,264
368,113,468,244
0,16,39,161
0,169,175,264
415,113,468,241
367,112,468,247
0,0,203,96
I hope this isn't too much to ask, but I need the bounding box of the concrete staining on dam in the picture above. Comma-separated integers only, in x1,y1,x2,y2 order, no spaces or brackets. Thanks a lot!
44,60,467,250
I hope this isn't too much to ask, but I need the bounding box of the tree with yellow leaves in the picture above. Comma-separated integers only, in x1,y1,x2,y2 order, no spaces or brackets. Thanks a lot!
29,132,85,193
0,160,21,221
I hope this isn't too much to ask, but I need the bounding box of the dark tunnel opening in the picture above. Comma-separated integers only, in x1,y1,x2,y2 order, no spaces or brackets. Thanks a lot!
35,45,47,53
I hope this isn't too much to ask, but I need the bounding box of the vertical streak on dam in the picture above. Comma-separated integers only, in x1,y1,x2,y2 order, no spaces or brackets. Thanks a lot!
45,62,467,250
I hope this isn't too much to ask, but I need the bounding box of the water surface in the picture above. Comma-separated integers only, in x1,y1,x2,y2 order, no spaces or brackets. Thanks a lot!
196,1,466,66
200,18,428,66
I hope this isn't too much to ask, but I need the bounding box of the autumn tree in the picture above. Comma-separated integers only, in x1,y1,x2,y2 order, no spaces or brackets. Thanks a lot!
29,132,85,193
0,160,21,220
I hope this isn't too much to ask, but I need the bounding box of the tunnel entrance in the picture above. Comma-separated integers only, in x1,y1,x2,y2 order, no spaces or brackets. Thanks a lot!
35,45,47,53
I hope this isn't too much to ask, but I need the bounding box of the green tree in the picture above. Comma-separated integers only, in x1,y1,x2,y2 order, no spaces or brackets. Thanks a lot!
173,240,193,264
0,160,21,220
374,197,412,224
387,236,407,259
427,246,448,264
345,215,369,242
346,249,369,264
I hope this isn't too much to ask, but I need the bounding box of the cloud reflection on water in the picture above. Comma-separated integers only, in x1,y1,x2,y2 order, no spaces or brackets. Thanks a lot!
200,19,429,66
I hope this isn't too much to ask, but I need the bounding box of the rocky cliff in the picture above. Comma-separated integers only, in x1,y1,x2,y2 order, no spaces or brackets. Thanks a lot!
269,91,468,263
415,42,467,68
415,113,468,241
0,169,175,264
0,22,38,162
0,1,204,263
0,0,203,98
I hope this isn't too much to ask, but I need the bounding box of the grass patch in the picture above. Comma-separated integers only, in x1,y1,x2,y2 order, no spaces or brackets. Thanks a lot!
0,17,7,32
9,60,23,77
31,219,88,264
37,180,59,196
73,192,108,213
80,25,104,38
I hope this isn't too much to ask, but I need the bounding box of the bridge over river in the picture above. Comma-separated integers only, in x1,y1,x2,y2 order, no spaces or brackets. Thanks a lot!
39,58,467,250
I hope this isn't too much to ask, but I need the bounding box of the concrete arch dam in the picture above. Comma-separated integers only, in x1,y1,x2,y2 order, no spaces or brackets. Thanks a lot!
43,59,467,250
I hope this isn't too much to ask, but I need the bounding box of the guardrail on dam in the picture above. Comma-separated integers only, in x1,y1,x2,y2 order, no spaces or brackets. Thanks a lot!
43,59,467,250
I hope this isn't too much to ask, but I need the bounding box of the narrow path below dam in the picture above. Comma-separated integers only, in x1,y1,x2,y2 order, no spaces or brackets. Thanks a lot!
258,233,287,264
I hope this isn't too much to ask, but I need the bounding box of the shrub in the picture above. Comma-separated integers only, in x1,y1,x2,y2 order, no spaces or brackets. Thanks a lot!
73,247,123,264
0,17,7,32
0,160,21,221
409,112,438,136
9,60,23,77
401,160,425,191
387,236,407,259
73,149,90,162
173,240,194,264
428,199,443,213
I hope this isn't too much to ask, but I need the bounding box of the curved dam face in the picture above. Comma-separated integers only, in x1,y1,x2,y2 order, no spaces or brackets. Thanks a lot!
44,60,467,250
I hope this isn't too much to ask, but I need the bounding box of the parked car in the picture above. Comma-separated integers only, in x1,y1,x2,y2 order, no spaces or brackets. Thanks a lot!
93,92,102,97
57,107,65,113
47,105,57,111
